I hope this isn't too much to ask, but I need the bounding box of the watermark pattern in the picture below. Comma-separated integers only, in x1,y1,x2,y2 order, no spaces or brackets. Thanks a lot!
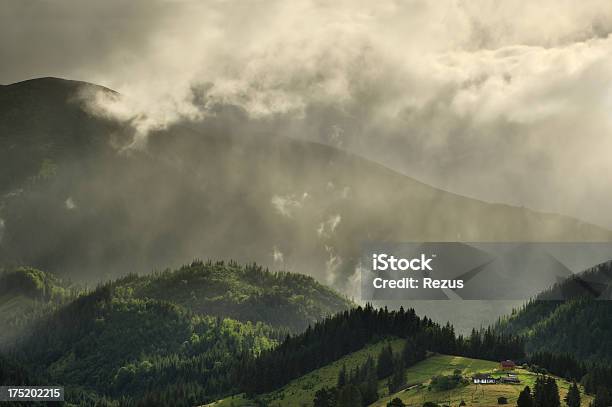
361,242,612,301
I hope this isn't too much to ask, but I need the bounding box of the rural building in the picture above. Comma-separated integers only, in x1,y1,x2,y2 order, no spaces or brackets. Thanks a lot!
500,360,516,369
500,375,521,384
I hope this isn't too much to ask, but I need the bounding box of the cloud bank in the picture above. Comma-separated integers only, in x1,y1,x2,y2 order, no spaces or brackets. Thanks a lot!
2,0,612,227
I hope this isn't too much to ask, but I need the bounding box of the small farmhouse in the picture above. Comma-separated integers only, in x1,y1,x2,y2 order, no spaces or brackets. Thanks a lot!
500,375,521,384
500,360,516,370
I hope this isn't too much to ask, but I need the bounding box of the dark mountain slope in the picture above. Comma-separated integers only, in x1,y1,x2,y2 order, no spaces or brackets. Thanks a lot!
0,267,74,348
495,261,612,363
2,77,612,335
1,77,609,288
0,77,127,194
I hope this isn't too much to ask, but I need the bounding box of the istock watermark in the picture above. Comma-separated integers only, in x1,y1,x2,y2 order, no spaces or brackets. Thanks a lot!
360,242,612,301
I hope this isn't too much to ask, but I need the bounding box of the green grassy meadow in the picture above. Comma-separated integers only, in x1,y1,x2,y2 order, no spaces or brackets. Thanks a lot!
373,358,593,407
205,338,404,407
206,348,593,407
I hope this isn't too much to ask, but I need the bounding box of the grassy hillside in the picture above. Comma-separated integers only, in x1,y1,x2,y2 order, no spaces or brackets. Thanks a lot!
263,339,404,406
209,352,592,407
204,338,405,407
375,358,593,407
495,261,612,364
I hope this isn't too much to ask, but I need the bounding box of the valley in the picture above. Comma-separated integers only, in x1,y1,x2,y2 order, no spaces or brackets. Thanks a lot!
0,78,611,407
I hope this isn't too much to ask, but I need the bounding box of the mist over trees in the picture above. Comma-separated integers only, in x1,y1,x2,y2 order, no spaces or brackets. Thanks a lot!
0,79,611,407
2,78,610,299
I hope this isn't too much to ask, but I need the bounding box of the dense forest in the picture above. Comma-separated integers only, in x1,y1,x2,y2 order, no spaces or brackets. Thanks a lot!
0,273,523,406
495,261,612,364
1,261,611,406
0,267,79,348
0,261,352,405
238,304,525,395
5,282,279,404
1,260,352,335
529,352,612,396
106,260,353,332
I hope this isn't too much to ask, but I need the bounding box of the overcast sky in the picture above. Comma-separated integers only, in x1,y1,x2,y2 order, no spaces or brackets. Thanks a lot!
2,0,612,228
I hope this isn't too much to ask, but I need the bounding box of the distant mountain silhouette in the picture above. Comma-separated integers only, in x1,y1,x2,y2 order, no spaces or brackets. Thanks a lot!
2,77,611,333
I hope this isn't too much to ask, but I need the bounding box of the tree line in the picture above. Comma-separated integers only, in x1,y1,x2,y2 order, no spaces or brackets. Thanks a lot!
238,304,525,394
529,352,612,396
313,338,425,407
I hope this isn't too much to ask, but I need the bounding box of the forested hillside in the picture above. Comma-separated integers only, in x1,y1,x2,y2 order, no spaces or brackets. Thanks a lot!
12,285,277,405
107,260,353,332
0,260,352,405
0,266,76,301
0,267,75,348
238,304,524,395
495,261,612,364
3,264,610,406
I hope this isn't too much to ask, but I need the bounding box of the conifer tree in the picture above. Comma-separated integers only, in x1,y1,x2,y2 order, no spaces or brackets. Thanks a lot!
388,356,406,394
564,382,580,407
313,387,336,407
337,364,347,387
387,397,406,407
534,376,546,407
377,344,395,379
593,387,611,407
518,386,533,407
337,384,362,407
545,377,560,407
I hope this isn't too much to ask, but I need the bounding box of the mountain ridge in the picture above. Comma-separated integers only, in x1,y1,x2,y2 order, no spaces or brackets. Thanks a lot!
3,77,610,237
2,76,612,335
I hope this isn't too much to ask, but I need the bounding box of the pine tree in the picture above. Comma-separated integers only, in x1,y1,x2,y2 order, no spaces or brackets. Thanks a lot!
564,382,580,407
387,397,406,407
337,364,347,387
534,376,546,407
534,376,561,407
337,384,362,407
313,387,336,407
517,386,533,407
545,377,560,407
360,357,379,405
377,344,395,379
401,338,416,366
593,387,611,407
388,356,406,394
